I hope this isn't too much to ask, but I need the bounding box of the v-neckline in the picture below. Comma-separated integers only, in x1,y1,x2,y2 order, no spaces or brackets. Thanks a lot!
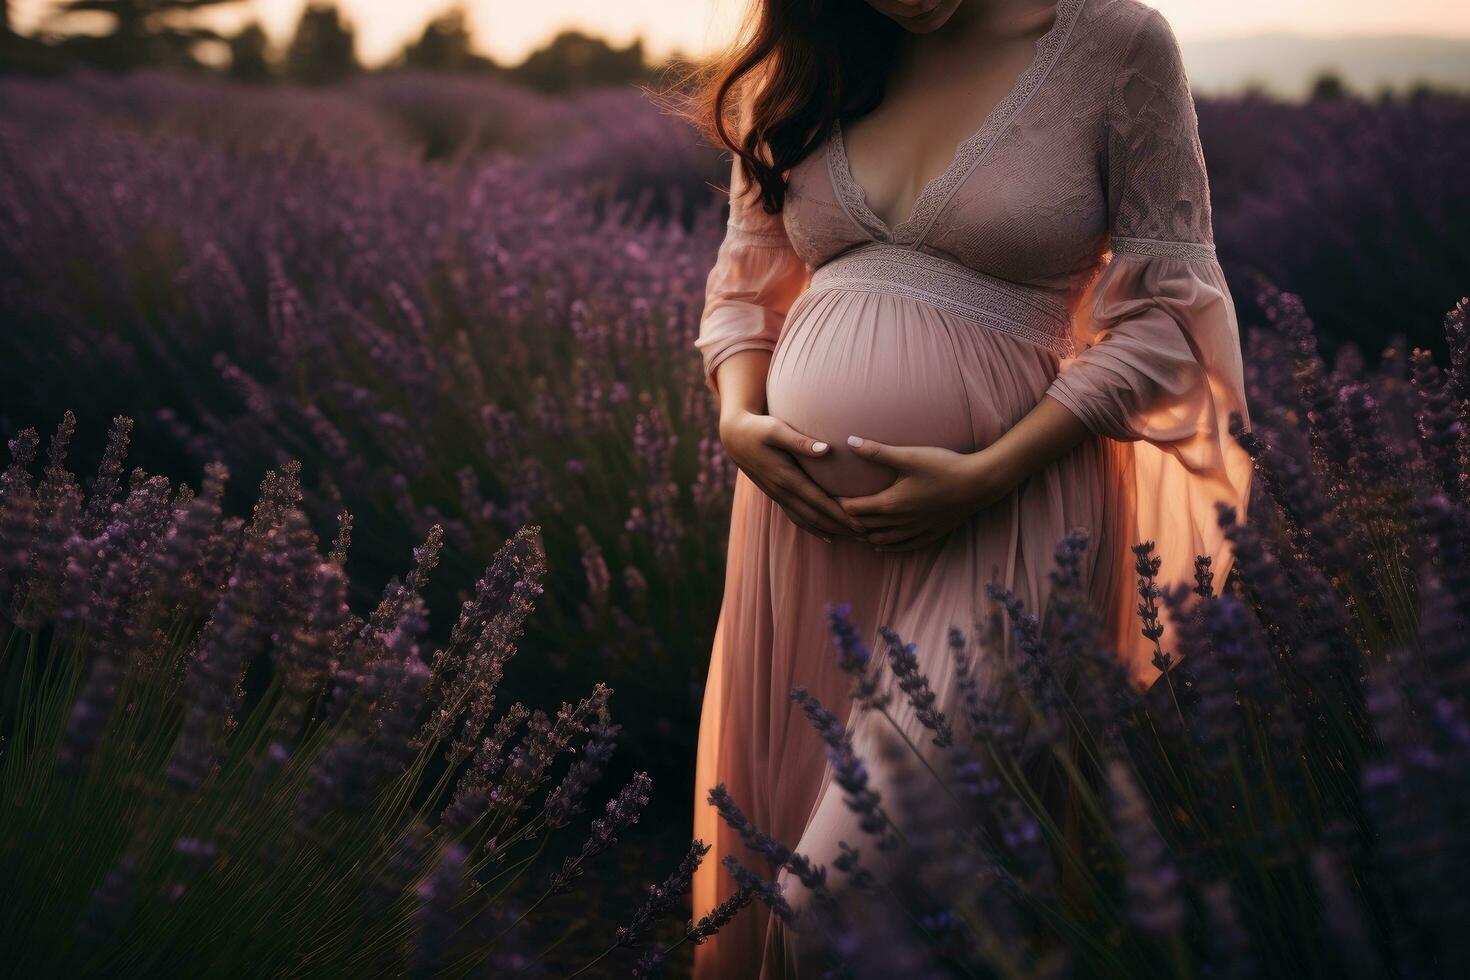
827,0,1083,246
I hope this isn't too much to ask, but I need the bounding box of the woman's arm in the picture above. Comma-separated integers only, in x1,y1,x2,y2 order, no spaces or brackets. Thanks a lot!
697,151,866,541
837,395,1089,551
714,348,866,540
971,394,1094,493
711,346,772,419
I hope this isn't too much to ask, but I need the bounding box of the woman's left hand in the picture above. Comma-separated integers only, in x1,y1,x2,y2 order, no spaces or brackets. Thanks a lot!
837,435,1019,552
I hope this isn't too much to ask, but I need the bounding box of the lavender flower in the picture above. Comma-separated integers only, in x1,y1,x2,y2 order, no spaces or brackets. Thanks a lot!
543,713,619,830
877,626,953,748
1310,848,1383,980
1192,554,1215,599
79,416,132,538
826,603,886,709
707,784,827,894
1107,759,1184,937
548,771,652,893
789,687,898,851
1132,541,1170,668
985,582,1064,721
686,886,755,946
1199,881,1255,980
0,428,40,604
721,855,794,925
413,844,467,979
613,838,709,949
73,858,139,951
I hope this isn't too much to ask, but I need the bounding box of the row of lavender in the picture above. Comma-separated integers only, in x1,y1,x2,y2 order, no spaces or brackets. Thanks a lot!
3,73,1468,776
698,293,1470,977
9,296,1470,975
0,413,719,975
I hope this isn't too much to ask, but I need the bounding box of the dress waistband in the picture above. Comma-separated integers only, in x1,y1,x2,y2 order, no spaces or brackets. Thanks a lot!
808,242,1076,357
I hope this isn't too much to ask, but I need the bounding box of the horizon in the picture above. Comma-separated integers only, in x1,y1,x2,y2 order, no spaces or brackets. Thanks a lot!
11,0,1470,68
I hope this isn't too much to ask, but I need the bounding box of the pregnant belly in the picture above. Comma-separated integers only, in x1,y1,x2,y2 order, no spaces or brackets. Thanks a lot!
765,288,978,499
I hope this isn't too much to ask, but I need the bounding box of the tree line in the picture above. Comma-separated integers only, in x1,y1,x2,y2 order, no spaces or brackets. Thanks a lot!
0,1,675,92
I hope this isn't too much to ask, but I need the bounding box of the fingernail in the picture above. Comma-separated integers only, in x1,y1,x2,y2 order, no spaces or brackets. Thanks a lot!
847,435,864,448
812,441,828,453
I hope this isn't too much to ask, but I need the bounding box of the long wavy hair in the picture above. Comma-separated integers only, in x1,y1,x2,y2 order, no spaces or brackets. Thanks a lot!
672,1,905,215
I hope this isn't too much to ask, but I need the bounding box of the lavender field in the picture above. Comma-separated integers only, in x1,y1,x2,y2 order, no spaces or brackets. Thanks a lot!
4,70,1470,976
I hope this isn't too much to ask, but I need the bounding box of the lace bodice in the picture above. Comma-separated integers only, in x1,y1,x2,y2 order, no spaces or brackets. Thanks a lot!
745,0,1216,301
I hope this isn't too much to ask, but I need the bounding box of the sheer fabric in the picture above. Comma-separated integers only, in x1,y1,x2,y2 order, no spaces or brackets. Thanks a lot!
693,157,812,397
692,1,1250,976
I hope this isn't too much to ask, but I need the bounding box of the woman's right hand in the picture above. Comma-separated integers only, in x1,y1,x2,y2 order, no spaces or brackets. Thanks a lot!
719,410,866,542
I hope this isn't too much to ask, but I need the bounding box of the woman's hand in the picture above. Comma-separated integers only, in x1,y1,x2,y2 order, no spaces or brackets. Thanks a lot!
719,410,868,542
837,437,1019,551
838,396,1094,552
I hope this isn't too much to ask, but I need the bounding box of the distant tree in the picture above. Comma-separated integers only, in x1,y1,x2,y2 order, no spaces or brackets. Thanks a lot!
45,0,245,72
510,30,648,93
1405,80,1458,103
1308,70,1349,102
399,7,494,73
1239,77,1272,101
227,21,269,82
284,3,357,85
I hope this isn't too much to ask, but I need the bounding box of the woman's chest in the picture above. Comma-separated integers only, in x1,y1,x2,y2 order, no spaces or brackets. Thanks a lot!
782,79,1109,287
924,113,1108,283
838,27,1058,233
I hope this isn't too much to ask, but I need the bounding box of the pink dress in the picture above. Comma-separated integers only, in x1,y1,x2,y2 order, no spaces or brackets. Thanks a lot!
691,1,1251,975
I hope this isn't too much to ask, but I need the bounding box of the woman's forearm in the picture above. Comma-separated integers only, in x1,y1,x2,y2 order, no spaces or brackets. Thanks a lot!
712,349,774,425
964,394,1092,493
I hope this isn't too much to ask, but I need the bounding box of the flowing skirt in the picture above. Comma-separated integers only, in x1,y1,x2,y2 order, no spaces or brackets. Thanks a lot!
691,285,1138,979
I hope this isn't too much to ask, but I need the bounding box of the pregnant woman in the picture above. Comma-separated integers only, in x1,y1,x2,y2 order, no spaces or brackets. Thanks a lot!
689,0,1251,974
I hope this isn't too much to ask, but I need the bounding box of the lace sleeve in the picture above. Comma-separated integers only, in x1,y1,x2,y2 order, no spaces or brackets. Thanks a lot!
1104,8,1213,251
1042,9,1253,684
693,153,812,397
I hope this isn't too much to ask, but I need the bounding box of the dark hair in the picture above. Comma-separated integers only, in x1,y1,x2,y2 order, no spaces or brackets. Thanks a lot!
672,1,904,215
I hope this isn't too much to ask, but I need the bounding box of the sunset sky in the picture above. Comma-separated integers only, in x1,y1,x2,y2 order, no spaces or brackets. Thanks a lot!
14,0,1470,65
